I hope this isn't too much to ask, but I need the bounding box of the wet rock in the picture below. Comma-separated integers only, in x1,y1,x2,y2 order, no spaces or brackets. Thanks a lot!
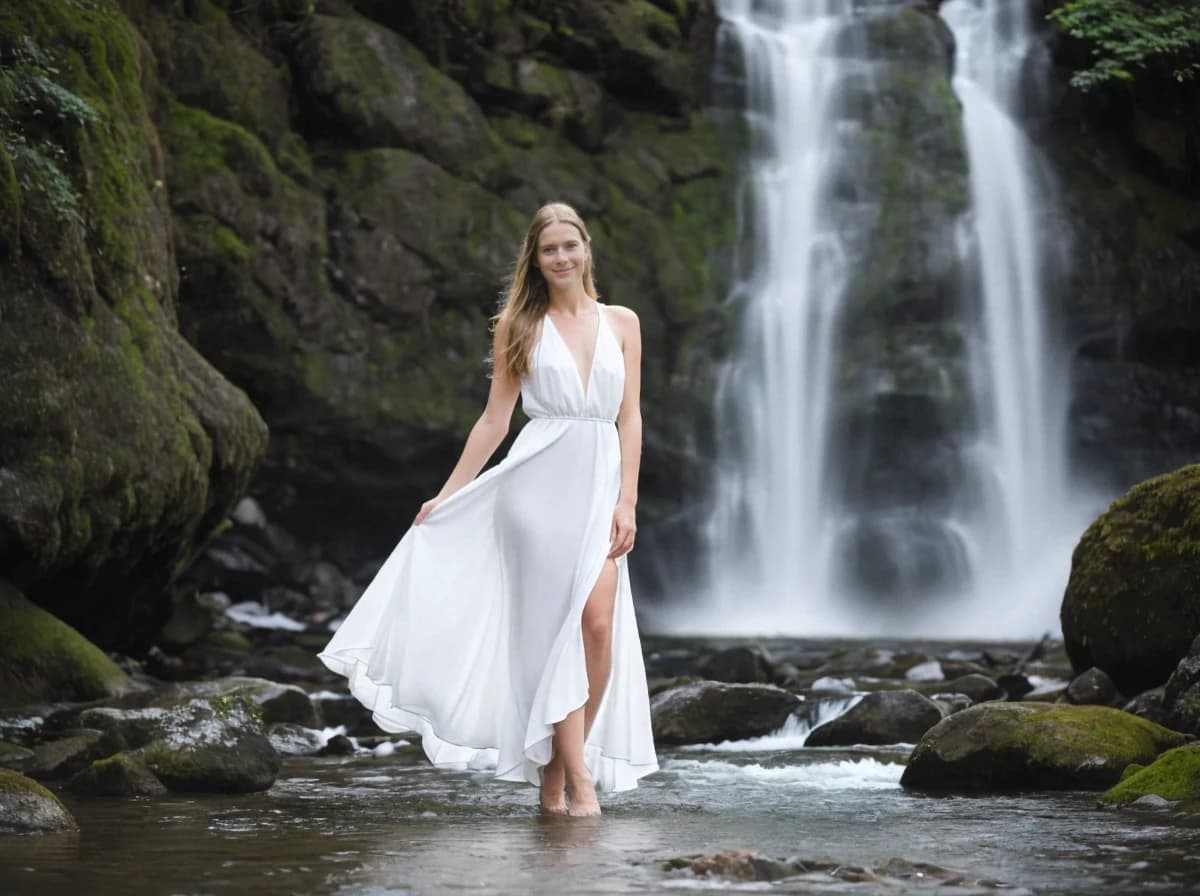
1061,464,1200,694
930,693,973,717
1163,636,1200,735
78,696,280,793
0,582,133,707
319,734,356,756
698,644,775,684
1100,743,1200,810
996,672,1035,700
651,682,798,745
932,673,1005,704
26,730,126,780
157,590,220,652
1066,667,1120,706
268,723,327,756
806,690,943,747
902,703,1192,792
170,677,319,728
685,848,799,882
312,691,378,736
0,742,35,773
67,752,167,797
0,768,78,833
674,849,1017,889
1124,687,1168,726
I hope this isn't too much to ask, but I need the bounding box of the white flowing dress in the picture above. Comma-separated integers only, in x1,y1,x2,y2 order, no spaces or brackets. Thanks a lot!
318,303,659,792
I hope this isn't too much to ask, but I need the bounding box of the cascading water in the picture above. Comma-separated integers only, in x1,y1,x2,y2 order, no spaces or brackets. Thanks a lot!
657,0,1096,637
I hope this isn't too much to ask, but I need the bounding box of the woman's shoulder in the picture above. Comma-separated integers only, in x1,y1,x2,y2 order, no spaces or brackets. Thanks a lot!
602,303,640,328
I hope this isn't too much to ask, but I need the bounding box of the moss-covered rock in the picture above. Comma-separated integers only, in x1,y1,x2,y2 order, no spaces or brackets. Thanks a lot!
66,750,166,797
0,0,268,650
1061,464,1200,694
0,768,77,833
291,13,498,179
77,695,280,793
1100,743,1200,810
901,702,1192,792
0,581,130,707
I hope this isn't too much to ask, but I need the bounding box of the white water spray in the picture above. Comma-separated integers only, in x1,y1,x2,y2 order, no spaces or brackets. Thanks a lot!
654,0,1097,637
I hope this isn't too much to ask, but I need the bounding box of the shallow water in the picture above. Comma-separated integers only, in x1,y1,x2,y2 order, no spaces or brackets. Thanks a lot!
3,739,1197,895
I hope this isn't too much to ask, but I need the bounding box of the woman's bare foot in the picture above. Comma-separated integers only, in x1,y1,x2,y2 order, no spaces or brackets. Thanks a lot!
566,773,601,817
540,760,568,815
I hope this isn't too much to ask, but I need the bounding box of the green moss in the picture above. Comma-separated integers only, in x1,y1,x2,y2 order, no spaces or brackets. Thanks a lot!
1101,744,1200,808
1062,464,1200,692
997,705,1190,770
0,580,130,706
0,143,19,256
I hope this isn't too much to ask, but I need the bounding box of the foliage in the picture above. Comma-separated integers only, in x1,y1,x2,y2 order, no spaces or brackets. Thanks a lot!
0,35,98,225
1048,0,1200,89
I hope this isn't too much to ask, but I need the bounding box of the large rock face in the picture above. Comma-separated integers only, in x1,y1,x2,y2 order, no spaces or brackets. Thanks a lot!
1060,464,1200,694
0,0,268,650
117,0,734,573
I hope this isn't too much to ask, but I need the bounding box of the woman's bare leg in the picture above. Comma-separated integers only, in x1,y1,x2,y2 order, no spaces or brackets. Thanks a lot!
554,559,618,817
539,751,568,815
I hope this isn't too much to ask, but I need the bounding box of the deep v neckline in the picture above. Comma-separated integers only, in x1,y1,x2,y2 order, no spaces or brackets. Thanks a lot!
545,303,603,399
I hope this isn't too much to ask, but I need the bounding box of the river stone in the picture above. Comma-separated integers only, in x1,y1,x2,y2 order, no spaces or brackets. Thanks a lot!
0,582,132,708
1066,667,1120,706
78,696,280,793
806,690,943,747
697,645,776,684
268,723,327,757
934,673,1005,704
1124,687,1168,726
930,693,973,717
312,691,377,736
901,703,1192,792
0,742,35,773
67,752,167,797
0,768,78,833
1061,464,1200,694
1100,744,1200,811
171,677,319,727
651,682,798,745
26,730,125,780
1162,638,1200,735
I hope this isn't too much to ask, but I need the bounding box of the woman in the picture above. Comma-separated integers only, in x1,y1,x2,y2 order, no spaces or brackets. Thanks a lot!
318,202,659,816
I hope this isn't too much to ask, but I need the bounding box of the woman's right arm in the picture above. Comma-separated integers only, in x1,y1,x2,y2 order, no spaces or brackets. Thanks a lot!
414,319,522,524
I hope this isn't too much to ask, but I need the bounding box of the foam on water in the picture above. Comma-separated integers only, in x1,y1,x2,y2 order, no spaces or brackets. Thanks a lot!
662,756,903,791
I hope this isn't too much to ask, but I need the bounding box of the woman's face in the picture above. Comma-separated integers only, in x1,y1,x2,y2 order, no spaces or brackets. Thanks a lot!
535,221,588,291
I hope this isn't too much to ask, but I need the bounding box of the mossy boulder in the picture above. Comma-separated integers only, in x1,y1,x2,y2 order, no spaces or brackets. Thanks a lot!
901,702,1192,792
650,682,798,745
77,695,280,793
1061,464,1200,694
0,1,268,651
0,768,77,833
66,751,166,797
0,582,130,707
1100,743,1200,811
170,676,318,727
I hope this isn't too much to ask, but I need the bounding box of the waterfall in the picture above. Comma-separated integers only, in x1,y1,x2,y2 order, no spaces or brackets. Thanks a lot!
654,0,1094,637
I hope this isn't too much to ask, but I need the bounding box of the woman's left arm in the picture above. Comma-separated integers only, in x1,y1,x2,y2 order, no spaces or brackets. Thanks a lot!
610,306,642,559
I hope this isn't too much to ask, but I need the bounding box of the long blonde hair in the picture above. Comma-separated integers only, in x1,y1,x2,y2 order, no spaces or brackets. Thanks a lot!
493,202,598,380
